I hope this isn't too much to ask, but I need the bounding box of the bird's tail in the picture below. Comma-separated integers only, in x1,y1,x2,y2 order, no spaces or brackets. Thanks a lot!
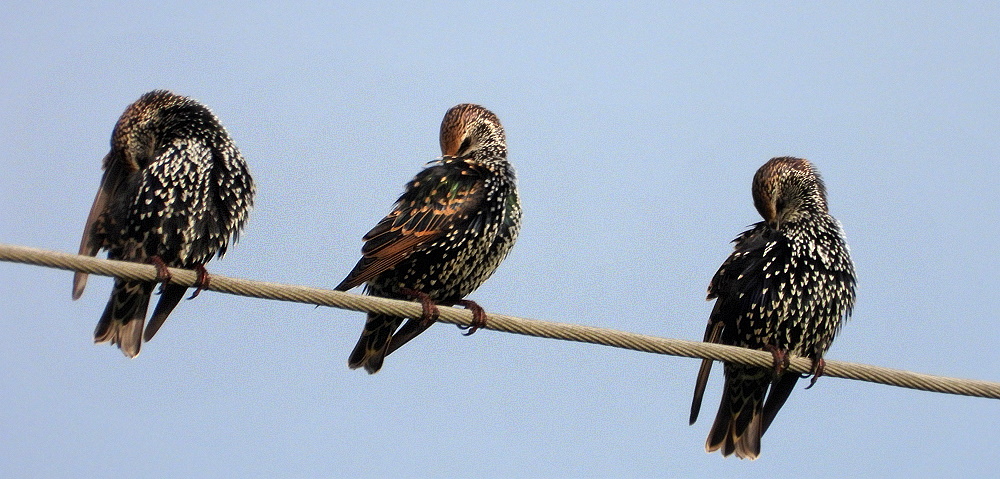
144,283,188,342
705,365,770,460
94,279,153,358
348,313,404,374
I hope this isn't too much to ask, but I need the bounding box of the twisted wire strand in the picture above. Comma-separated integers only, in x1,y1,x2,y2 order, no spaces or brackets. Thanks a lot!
2,242,998,400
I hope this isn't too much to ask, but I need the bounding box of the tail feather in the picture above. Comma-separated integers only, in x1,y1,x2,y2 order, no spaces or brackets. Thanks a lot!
385,316,434,357
706,380,735,455
94,280,154,358
348,313,404,374
144,283,188,342
761,373,799,435
705,365,770,460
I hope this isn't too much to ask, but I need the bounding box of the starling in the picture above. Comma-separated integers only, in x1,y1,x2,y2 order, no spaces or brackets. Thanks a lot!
73,90,255,357
336,104,522,374
689,157,856,460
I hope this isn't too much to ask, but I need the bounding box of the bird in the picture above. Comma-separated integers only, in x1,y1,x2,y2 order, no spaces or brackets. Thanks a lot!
73,90,255,358
335,103,522,374
689,157,856,460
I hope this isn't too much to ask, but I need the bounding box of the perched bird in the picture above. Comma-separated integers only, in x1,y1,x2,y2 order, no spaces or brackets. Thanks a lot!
689,157,856,459
336,104,522,374
73,90,255,357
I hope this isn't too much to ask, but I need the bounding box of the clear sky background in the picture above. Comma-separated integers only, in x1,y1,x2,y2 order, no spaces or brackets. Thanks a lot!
1,2,998,477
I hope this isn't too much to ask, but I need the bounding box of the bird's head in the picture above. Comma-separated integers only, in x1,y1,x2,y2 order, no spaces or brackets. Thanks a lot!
439,103,506,160
106,90,190,172
752,156,829,229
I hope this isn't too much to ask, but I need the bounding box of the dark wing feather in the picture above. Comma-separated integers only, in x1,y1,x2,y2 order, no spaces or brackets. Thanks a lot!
144,283,188,342
691,224,781,424
335,163,485,291
690,317,723,425
711,224,789,336
73,153,134,299
760,372,799,435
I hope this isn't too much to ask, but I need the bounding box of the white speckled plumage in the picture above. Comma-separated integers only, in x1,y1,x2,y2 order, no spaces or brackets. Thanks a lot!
74,90,254,357
691,157,856,459
336,104,521,373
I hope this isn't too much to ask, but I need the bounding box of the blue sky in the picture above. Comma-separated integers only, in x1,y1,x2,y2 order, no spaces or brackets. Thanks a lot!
2,2,998,477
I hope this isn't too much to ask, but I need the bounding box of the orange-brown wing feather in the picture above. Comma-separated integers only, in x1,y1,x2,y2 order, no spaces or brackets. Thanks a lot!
335,164,484,291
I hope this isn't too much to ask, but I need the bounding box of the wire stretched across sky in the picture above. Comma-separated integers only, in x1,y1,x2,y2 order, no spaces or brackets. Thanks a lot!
1,242,997,401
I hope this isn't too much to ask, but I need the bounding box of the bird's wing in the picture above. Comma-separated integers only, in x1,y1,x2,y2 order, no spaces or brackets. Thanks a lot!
690,316,724,424
690,223,786,422
708,224,787,327
335,162,485,291
73,153,136,299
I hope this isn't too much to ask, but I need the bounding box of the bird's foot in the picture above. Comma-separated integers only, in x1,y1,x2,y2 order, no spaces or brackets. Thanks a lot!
805,357,826,389
764,343,790,377
149,256,172,294
454,299,487,336
400,288,440,328
188,265,210,299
